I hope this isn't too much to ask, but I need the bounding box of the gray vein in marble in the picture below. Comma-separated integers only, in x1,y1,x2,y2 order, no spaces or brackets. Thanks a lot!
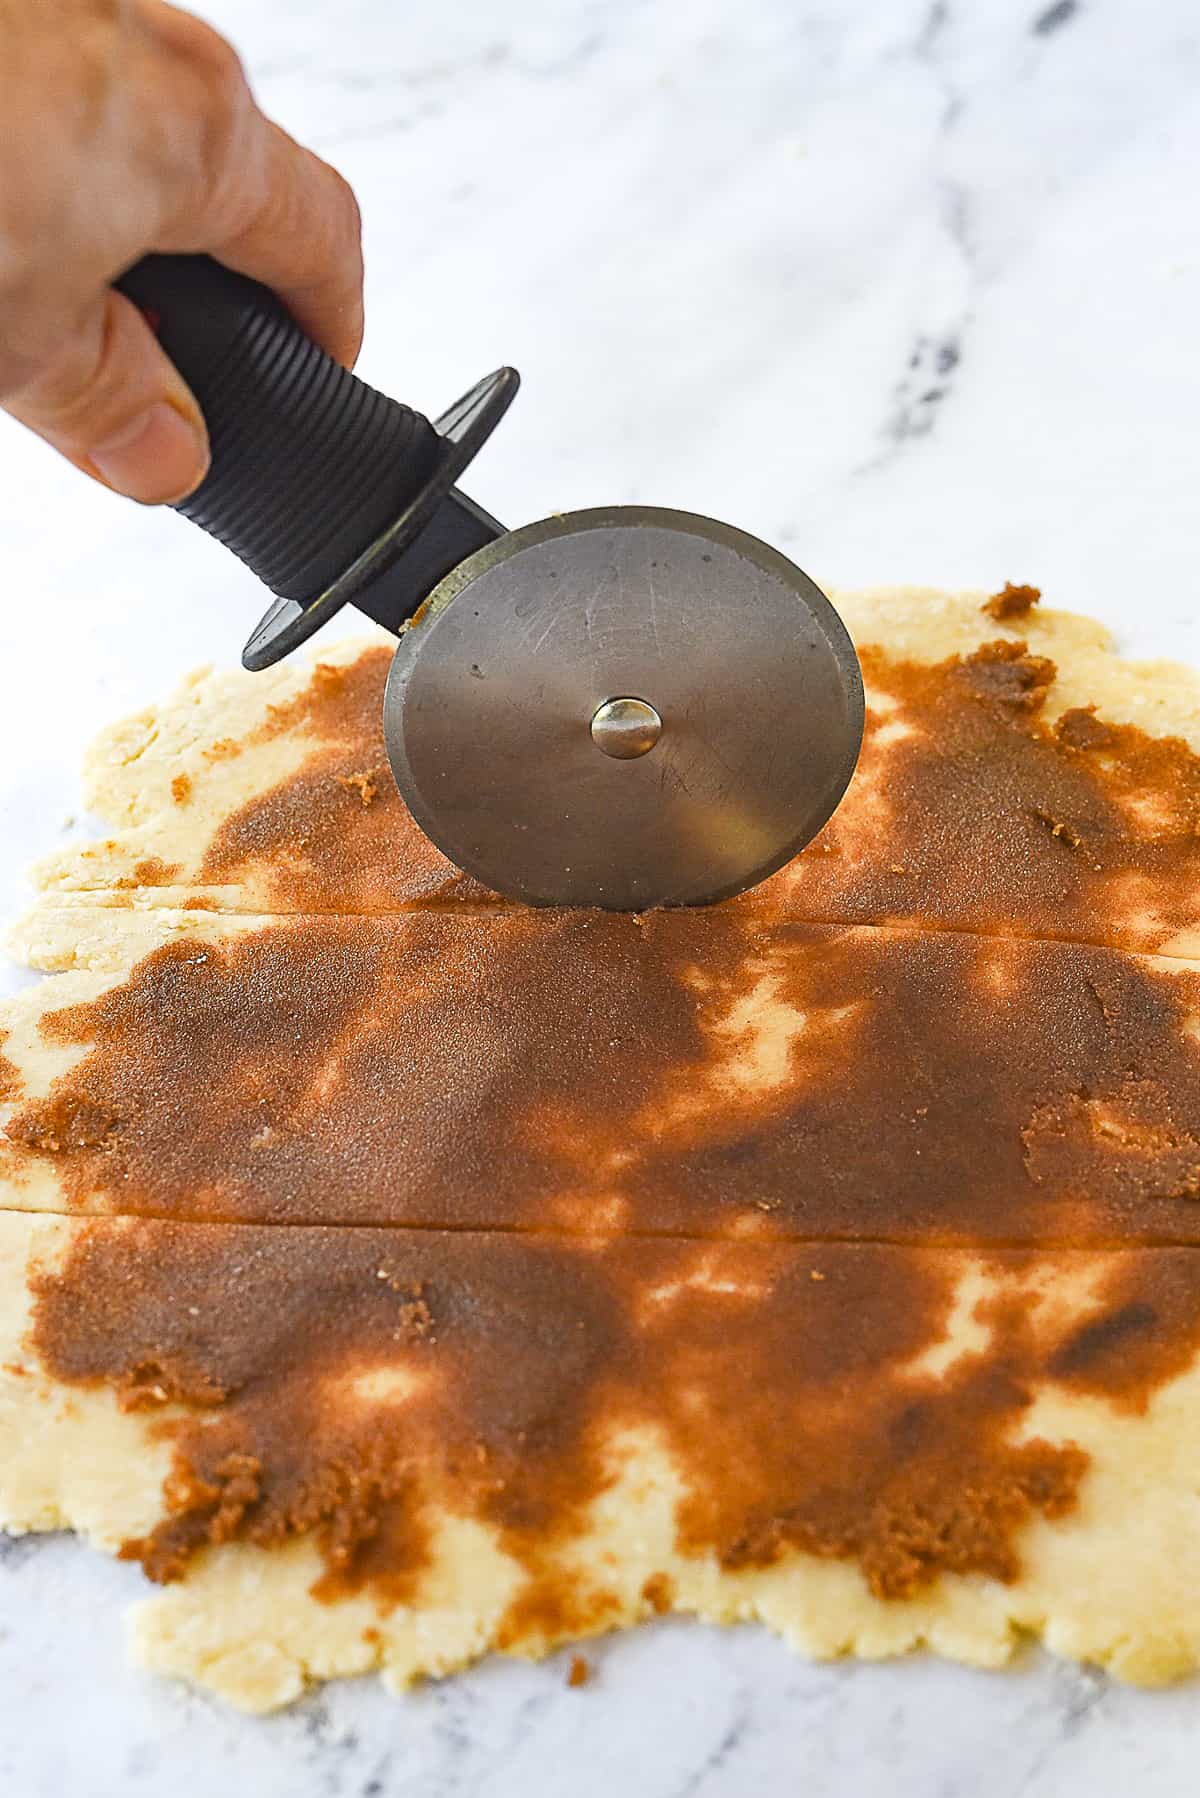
0,1528,61,1569
428,1679,485,1793
1006,1662,1110,1793
335,40,510,93
286,27,612,151
1032,0,1081,38
853,5,977,473
915,0,963,131
885,326,963,444
292,42,512,148
666,1685,752,1798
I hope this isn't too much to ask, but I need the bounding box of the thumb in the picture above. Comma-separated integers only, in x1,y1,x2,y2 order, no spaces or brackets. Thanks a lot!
5,287,210,504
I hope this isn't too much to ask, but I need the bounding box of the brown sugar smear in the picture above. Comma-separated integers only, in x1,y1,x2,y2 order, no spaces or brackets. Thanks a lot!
9,912,1200,1241
760,639,1200,951
19,901,1200,1626
201,647,496,911
31,1217,1200,1622
21,1223,1092,1611
16,623,1200,1647
191,637,1200,952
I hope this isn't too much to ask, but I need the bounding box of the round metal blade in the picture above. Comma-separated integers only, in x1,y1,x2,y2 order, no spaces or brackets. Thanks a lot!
383,506,864,909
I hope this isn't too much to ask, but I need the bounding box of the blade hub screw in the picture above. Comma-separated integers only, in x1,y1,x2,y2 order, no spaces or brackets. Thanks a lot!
590,697,662,759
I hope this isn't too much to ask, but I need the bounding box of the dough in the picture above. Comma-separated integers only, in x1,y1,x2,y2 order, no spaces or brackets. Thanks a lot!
5,584,1200,1710
26,589,1200,951
5,907,1200,1237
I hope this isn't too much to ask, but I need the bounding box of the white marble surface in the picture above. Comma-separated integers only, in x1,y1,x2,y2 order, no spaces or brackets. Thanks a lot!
3,0,1200,1790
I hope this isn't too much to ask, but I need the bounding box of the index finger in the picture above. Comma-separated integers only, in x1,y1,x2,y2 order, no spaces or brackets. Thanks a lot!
139,2,364,367
206,121,365,371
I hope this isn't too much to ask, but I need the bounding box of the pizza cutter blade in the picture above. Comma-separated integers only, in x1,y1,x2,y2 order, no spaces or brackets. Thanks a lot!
383,507,862,908
115,255,864,909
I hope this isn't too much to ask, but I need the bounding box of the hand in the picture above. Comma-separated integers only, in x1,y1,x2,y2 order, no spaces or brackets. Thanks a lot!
0,0,363,504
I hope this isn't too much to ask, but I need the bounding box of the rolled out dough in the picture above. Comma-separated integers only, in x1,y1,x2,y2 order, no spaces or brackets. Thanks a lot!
5,584,1200,1709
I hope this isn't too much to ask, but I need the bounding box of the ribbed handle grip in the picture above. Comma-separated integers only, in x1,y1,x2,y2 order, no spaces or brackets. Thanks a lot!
115,254,441,603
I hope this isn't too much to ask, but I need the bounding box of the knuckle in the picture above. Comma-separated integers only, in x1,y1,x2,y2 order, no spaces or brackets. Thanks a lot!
6,297,139,444
187,27,252,161
147,3,248,97
158,23,258,237
153,6,253,155
192,22,248,108
330,165,363,238
27,353,108,437
306,155,361,254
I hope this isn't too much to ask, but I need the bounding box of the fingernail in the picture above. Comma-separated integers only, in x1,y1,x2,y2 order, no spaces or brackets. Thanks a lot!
89,402,208,504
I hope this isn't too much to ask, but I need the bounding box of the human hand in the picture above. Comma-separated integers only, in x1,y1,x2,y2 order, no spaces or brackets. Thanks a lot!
0,0,363,503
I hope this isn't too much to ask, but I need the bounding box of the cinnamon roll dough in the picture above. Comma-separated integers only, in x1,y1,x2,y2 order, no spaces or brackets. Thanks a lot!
5,586,1200,1709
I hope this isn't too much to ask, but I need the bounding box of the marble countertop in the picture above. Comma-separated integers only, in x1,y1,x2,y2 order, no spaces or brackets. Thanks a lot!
3,0,1200,1790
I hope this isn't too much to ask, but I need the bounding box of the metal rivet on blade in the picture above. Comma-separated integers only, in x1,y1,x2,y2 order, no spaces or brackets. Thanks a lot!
590,697,662,760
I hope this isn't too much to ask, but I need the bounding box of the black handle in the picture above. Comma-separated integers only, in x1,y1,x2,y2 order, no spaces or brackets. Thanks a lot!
114,255,518,670
115,254,443,604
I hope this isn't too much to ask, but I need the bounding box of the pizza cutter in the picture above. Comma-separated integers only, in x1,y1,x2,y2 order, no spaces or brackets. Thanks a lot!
116,255,864,909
